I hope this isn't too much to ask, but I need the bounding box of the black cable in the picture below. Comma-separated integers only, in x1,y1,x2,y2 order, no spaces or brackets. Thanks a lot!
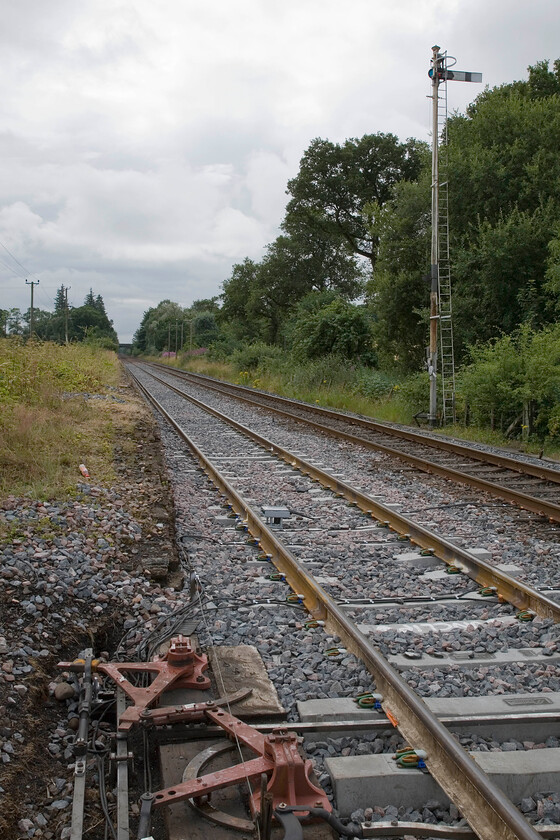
274,806,363,838
97,754,117,840
142,729,152,794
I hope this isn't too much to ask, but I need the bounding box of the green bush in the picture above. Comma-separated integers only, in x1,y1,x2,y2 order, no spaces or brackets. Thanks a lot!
458,324,560,439
291,299,374,361
351,368,396,399
393,371,431,412
230,342,285,373
207,335,244,361
83,334,119,352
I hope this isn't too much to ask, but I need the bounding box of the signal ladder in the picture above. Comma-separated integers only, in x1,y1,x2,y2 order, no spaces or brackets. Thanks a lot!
436,67,456,424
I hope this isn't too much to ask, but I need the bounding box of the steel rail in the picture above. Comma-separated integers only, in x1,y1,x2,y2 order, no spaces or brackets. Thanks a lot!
158,709,560,740
148,363,560,522
157,365,560,484
116,688,130,840
141,366,560,623
129,368,541,840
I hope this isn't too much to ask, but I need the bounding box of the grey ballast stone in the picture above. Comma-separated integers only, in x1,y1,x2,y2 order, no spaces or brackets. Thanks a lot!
388,647,560,671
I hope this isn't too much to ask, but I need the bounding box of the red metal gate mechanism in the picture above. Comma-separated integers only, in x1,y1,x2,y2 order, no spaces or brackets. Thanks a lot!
59,634,210,731
149,705,331,817
59,636,332,830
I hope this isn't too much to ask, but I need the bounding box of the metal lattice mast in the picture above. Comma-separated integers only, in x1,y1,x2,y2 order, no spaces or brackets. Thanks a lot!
436,58,456,424
428,46,481,426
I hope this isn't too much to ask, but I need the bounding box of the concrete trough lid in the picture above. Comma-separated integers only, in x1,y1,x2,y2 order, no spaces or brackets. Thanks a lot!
298,693,560,742
326,748,560,816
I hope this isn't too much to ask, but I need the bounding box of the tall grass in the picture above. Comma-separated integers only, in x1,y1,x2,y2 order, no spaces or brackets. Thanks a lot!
0,339,120,499
178,351,416,423
177,349,560,458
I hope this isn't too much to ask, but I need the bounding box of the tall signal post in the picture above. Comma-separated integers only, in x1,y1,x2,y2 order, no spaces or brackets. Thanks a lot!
428,46,481,426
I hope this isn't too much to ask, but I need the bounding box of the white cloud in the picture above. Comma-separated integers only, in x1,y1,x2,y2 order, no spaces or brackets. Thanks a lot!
0,0,559,338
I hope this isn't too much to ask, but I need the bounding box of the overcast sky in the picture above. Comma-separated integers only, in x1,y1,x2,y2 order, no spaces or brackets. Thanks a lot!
0,0,558,341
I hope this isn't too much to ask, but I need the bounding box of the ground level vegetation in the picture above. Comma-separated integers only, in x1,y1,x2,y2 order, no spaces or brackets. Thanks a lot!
0,340,122,499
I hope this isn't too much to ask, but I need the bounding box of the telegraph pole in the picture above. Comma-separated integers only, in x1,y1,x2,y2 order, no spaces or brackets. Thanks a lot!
26,279,39,337
64,286,71,344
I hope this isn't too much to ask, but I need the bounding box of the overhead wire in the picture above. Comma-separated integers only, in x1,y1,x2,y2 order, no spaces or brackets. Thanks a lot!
0,255,28,280
0,238,42,283
0,236,62,316
0,252,58,316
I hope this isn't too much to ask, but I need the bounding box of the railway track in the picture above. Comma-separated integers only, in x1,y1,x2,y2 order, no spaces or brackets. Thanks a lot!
83,361,559,840
137,362,560,614
148,362,560,524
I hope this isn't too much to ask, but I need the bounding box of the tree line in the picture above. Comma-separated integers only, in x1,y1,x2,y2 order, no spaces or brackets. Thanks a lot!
133,58,560,437
1,287,118,349
132,297,220,355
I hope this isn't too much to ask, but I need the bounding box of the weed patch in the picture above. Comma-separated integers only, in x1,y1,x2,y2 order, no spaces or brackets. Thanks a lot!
0,339,121,499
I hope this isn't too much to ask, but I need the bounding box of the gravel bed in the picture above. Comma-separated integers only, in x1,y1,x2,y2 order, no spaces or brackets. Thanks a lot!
139,365,560,592
131,369,560,700
0,489,184,839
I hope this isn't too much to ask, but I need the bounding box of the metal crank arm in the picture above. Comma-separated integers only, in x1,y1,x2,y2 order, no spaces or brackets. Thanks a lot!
152,755,272,806
139,688,252,727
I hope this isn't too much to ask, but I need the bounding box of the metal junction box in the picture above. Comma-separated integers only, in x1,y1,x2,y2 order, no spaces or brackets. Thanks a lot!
262,506,291,528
